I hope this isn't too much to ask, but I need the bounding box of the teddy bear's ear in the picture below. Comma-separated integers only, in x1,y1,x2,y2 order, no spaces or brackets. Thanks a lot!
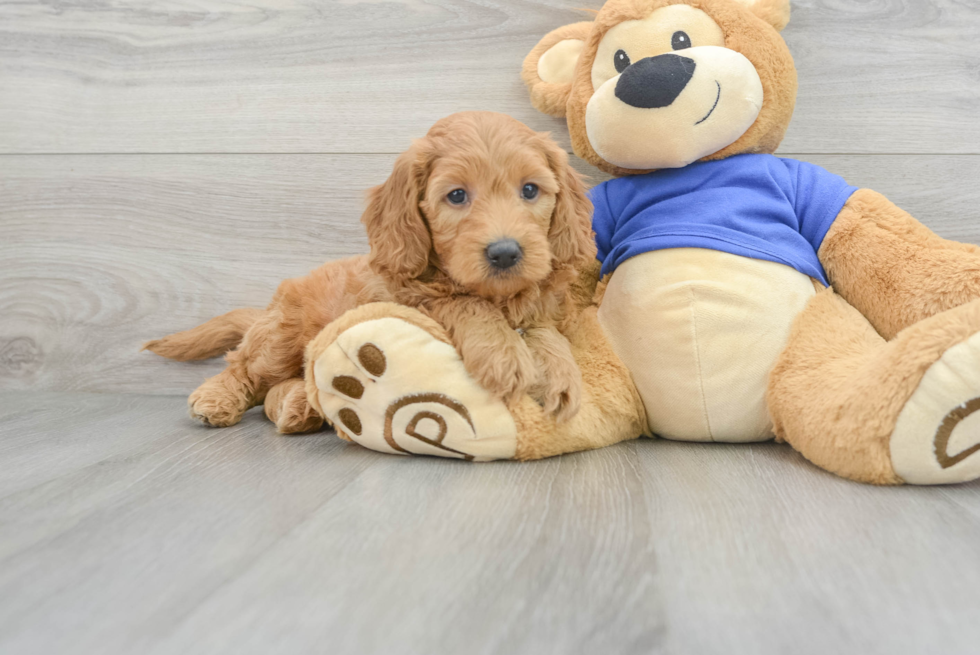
522,22,593,118
734,0,791,31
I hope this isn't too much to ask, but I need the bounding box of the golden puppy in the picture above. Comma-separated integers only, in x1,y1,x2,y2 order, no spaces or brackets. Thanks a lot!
146,112,596,433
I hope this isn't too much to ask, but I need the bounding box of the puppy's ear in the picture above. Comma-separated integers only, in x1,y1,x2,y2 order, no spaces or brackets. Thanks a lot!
539,136,597,272
362,144,432,283
734,0,791,31
522,22,593,118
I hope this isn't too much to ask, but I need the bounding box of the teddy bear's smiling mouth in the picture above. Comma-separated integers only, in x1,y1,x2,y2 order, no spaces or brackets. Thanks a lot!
695,81,722,126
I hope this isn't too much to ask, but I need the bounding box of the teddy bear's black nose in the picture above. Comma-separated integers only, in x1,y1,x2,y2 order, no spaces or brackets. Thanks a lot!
615,54,697,109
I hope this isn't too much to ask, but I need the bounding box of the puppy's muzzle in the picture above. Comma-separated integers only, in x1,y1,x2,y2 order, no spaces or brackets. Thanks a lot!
616,54,696,109
485,239,523,270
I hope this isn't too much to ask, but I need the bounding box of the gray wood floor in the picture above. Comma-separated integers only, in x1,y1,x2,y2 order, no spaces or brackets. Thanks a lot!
2,1,980,653
2,392,979,655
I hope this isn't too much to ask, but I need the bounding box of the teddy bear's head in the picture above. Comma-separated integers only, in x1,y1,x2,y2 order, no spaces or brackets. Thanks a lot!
523,0,797,176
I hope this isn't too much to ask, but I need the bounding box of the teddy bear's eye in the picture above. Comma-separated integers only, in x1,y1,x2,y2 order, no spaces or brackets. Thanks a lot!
672,31,692,50
614,49,631,74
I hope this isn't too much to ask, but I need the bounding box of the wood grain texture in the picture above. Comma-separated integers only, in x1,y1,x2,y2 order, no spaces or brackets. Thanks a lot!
0,391,978,655
3,154,980,395
0,0,978,154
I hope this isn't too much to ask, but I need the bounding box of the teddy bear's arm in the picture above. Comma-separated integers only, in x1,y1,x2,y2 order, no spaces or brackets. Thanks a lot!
818,188,980,340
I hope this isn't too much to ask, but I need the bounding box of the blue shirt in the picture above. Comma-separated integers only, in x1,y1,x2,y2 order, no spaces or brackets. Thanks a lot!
589,154,858,285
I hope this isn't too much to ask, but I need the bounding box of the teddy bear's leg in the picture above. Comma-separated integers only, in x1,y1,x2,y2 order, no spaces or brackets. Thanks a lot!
819,189,980,340
768,287,980,485
304,302,646,461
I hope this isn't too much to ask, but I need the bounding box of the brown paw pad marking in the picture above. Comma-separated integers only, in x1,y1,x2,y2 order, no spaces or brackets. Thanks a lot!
331,343,386,439
935,396,980,469
357,343,386,377
332,375,364,399
338,408,362,436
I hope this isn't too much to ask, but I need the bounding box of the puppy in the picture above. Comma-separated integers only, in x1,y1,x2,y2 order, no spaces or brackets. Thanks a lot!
146,112,596,433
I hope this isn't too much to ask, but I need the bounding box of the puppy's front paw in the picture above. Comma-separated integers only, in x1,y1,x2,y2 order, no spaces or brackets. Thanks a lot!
524,328,583,423
533,374,582,424
463,339,537,407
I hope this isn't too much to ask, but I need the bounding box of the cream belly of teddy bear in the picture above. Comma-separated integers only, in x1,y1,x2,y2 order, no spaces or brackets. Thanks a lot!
597,248,817,443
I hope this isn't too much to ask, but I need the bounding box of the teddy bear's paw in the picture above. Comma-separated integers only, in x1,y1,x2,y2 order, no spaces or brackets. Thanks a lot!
891,331,980,485
310,317,518,461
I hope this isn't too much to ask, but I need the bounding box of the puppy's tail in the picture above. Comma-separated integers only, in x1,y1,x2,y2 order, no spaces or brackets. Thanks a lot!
142,308,263,361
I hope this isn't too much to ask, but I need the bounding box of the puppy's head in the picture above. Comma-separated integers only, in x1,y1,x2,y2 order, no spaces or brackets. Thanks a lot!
363,112,595,298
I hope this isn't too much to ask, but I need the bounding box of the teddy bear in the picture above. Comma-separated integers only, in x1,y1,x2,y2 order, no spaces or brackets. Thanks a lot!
303,0,980,485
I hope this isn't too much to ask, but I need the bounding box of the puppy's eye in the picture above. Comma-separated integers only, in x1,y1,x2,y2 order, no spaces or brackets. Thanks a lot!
521,183,539,201
614,49,631,74
671,31,692,50
447,188,468,205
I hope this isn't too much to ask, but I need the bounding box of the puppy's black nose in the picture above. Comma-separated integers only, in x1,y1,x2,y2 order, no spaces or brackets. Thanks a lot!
615,54,696,109
486,239,523,270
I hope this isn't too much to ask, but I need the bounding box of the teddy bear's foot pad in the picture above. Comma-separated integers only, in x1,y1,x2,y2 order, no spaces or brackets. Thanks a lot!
311,317,517,461
892,331,980,484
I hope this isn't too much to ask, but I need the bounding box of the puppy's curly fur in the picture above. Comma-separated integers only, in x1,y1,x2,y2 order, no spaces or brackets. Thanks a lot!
146,112,596,432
